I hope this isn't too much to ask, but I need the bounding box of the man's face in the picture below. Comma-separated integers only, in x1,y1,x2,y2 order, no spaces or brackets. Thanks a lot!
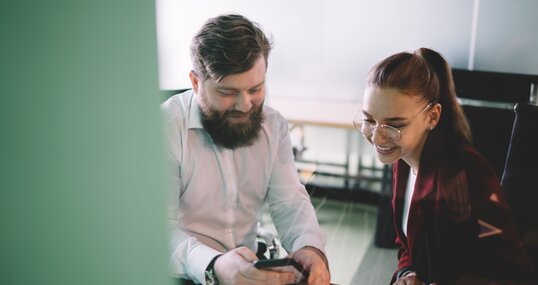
190,56,267,149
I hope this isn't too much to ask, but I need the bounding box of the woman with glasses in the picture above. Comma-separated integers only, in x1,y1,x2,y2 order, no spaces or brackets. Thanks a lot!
355,48,535,285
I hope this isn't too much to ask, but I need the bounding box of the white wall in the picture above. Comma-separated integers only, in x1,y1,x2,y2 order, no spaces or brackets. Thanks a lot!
474,0,538,74
157,0,538,102
154,3,538,281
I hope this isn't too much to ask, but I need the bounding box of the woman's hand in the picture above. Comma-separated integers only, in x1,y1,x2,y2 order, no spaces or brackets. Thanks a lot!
392,272,425,285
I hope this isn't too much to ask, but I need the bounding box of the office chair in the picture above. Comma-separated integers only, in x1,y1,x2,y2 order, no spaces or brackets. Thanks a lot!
501,103,538,271
452,68,537,104
462,104,515,178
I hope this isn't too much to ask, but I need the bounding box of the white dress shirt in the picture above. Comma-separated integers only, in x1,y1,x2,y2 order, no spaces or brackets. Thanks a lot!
161,90,326,283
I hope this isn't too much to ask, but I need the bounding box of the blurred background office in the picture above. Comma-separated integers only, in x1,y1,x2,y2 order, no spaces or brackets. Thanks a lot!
2,0,537,285
157,1,538,284
157,0,538,97
156,0,538,193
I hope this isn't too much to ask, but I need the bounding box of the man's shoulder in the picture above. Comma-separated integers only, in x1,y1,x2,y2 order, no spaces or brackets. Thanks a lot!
160,90,193,120
262,104,287,126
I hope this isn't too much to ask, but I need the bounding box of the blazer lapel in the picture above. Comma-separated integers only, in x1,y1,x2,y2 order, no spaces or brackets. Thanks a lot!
394,133,442,254
393,160,409,244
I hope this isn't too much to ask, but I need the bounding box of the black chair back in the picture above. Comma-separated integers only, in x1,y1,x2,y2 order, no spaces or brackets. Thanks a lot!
501,103,538,271
462,105,515,178
452,68,538,103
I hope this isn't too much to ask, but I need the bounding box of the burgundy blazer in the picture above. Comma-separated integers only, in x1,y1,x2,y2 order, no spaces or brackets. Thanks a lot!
390,132,535,285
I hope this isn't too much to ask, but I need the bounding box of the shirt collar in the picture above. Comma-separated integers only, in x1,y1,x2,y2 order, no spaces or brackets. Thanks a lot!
188,91,204,129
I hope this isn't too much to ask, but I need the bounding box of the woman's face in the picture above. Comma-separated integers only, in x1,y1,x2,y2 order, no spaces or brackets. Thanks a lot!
360,87,435,167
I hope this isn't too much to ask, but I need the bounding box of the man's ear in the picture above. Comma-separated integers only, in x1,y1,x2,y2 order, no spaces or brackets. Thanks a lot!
429,103,442,129
189,70,200,93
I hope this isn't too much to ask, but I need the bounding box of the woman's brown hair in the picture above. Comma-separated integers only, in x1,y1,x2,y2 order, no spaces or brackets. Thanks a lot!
367,47,473,146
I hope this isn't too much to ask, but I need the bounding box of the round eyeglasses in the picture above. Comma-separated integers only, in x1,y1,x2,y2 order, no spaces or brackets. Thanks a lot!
353,103,432,141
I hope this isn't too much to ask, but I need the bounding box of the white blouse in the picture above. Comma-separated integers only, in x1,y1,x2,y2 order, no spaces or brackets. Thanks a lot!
402,170,417,237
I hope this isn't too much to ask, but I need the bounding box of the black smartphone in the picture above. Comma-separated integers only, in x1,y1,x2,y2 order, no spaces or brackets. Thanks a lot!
253,258,308,280
254,258,301,270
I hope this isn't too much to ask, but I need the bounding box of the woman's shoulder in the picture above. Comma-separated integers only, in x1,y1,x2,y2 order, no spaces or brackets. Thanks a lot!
436,143,499,188
434,143,503,222
451,144,503,202
458,144,499,178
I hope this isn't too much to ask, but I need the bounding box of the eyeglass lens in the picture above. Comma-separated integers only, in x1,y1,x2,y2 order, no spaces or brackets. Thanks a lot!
356,120,400,140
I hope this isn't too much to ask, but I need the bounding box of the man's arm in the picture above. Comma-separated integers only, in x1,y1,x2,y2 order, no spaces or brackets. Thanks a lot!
166,146,223,283
265,113,330,284
266,113,327,255
161,100,222,283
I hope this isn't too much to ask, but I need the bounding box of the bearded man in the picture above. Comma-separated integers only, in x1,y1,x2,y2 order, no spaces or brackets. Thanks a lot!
161,14,330,285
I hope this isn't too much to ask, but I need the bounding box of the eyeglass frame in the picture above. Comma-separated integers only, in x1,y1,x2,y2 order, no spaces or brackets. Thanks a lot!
353,103,433,141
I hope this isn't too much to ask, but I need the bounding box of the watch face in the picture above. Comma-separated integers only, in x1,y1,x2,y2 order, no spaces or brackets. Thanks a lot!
205,269,217,285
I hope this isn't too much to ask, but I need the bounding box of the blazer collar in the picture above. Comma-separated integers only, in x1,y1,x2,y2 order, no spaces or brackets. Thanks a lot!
394,131,443,203
393,131,444,243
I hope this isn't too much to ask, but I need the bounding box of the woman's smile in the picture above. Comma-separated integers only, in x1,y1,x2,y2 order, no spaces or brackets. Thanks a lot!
375,144,397,154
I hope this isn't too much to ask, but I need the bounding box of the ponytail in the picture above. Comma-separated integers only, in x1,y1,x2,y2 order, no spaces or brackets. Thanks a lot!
415,48,472,145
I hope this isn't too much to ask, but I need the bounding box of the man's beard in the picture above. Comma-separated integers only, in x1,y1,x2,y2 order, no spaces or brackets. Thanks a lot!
200,103,265,149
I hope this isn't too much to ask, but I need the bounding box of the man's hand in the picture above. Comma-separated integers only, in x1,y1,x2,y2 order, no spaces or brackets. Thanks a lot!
392,272,425,285
290,247,331,285
214,247,296,285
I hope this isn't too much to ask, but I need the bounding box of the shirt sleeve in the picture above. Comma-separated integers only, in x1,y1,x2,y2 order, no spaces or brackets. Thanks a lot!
161,101,221,284
167,156,222,284
266,114,327,255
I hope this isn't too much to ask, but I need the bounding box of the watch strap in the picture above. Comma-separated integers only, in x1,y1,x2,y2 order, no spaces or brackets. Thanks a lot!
205,254,222,285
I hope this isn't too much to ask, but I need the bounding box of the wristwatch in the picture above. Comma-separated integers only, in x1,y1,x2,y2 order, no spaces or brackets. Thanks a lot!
205,254,222,285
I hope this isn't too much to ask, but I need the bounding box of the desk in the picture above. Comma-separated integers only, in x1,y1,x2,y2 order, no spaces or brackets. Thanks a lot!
268,97,360,129
268,97,388,190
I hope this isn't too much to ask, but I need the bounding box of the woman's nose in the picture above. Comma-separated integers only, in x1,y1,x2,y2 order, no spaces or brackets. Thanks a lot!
371,126,388,145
